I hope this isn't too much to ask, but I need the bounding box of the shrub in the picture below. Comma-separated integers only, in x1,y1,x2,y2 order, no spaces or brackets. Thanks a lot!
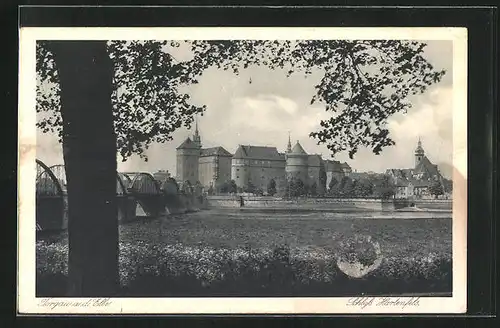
36,239,452,297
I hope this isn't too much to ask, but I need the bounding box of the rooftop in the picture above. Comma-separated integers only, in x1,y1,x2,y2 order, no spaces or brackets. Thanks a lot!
176,137,199,150
233,145,283,160
290,141,308,155
200,146,233,157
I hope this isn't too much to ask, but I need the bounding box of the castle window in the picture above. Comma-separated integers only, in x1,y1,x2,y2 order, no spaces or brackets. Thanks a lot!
237,176,239,179
237,168,239,172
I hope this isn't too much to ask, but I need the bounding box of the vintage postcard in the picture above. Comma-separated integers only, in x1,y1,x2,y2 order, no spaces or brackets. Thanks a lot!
18,27,467,314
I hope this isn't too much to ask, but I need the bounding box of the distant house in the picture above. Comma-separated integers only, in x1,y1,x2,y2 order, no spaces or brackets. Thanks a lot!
325,159,352,187
394,178,414,199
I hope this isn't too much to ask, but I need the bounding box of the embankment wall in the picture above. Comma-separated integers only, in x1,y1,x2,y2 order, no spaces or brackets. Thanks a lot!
206,196,452,211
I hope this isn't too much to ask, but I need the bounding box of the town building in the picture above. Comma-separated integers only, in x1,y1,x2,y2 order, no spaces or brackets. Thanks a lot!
386,138,447,199
176,126,352,193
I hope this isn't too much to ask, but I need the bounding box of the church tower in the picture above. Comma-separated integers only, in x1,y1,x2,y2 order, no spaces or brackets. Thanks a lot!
192,116,202,149
415,137,425,167
286,132,292,156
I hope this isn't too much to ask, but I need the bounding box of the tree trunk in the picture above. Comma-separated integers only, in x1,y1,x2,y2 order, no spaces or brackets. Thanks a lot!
49,41,119,296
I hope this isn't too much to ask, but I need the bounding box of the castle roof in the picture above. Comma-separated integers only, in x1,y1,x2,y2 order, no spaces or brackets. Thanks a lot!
176,137,199,150
232,145,283,160
290,141,307,155
308,154,323,167
200,146,233,157
340,162,352,171
325,159,343,172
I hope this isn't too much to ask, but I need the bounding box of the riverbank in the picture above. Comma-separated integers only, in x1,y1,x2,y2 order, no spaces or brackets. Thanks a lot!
206,195,452,212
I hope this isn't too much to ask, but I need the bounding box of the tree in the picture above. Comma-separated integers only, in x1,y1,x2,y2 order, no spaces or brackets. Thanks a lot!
207,185,214,196
162,177,180,197
339,176,355,198
348,179,358,197
219,181,229,194
372,174,396,199
442,178,453,194
36,40,444,296
318,168,327,196
288,178,307,197
244,181,256,194
228,180,238,194
354,178,373,198
267,178,277,196
328,177,338,192
428,180,445,199
309,181,318,197
181,180,193,195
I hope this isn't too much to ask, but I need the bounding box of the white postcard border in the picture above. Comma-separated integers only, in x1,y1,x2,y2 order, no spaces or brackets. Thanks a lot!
18,27,468,314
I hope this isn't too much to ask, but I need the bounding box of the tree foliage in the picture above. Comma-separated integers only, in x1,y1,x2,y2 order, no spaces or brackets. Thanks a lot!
267,178,277,196
37,40,445,160
428,180,445,198
328,177,338,192
309,181,318,197
285,178,307,198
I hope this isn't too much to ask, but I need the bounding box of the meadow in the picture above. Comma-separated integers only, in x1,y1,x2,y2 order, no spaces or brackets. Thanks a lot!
36,209,452,297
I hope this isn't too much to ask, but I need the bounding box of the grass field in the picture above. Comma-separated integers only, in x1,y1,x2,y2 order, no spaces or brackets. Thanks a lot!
37,209,452,297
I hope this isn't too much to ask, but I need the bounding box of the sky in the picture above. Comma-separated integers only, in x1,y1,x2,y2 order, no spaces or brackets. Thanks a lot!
36,40,454,179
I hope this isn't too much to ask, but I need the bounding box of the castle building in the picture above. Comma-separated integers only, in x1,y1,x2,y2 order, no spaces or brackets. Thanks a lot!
176,126,352,194
231,145,286,191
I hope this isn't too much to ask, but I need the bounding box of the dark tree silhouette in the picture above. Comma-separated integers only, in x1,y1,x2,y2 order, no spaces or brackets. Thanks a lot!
328,177,338,192
428,180,445,199
42,41,119,296
36,40,445,296
267,178,277,196
318,167,327,196
228,180,238,194
354,178,374,198
309,181,318,197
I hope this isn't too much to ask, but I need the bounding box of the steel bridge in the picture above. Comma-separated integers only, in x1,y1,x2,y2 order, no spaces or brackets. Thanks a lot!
35,159,168,231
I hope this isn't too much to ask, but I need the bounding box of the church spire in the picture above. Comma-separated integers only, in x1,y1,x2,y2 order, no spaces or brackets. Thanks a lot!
193,115,201,148
286,131,292,153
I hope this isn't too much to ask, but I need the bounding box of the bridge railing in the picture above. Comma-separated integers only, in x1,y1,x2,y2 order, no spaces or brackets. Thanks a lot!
36,160,141,232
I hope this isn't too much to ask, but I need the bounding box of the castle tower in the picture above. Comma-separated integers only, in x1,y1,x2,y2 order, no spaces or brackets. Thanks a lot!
231,145,249,188
176,136,200,185
415,137,425,167
285,140,309,183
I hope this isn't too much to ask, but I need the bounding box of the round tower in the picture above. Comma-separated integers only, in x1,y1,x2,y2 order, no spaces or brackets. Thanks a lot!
286,141,309,183
231,145,249,189
415,137,425,167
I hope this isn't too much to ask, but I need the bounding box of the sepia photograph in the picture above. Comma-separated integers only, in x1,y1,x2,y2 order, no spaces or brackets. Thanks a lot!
18,27,467,314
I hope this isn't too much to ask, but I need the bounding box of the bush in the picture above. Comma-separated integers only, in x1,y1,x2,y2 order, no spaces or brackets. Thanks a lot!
36,238,452,297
